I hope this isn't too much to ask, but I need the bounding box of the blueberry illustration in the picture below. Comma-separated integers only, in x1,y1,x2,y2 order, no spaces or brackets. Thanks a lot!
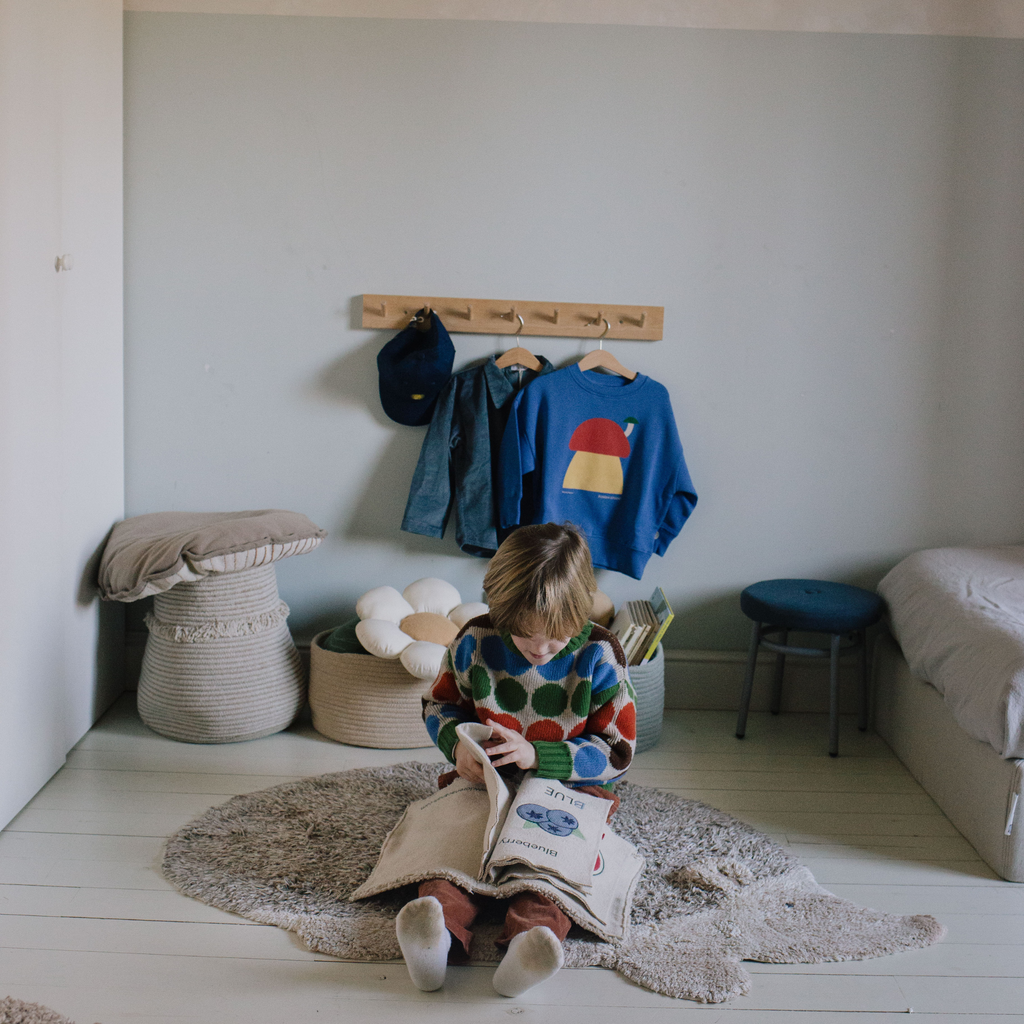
517,804,549,824
546,809,578,831
538,822,573,837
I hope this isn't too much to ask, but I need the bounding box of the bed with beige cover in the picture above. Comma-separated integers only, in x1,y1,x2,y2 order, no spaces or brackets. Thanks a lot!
875,545,1024,882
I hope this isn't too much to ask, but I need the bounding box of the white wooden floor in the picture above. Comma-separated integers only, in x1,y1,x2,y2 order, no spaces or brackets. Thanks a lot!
1,696,1021,1024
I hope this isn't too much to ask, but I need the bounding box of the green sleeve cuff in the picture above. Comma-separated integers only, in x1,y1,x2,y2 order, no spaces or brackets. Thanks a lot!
533,741,574,779
437,720,461,764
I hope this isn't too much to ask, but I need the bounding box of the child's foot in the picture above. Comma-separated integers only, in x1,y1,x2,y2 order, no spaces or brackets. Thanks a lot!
492,926,564,997
396,896,450,991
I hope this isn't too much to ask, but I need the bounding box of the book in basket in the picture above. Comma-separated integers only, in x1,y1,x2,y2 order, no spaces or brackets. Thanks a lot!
350,723,644,941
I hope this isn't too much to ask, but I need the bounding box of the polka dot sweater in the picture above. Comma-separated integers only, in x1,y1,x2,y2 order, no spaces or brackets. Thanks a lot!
421,617,636,786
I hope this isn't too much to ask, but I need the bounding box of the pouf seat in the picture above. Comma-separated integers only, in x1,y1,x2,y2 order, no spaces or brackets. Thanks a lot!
735,579,884,756
98,509,326,743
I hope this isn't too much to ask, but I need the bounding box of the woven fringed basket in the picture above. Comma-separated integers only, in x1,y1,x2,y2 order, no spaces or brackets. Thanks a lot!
138,564,305,744
309,630,434,748
629,644,665,753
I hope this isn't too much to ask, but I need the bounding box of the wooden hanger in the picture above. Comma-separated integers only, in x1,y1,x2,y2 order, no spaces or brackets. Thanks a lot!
495,346,542,371
576,318,637,380
494,311,543,371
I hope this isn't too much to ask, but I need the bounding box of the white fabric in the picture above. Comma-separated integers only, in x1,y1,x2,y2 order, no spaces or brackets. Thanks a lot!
355,619,411,659
449,602,489,630
133,537,323,599
399,640,448,680
878,545,1024,758
356,586,415,624
403,577,462,617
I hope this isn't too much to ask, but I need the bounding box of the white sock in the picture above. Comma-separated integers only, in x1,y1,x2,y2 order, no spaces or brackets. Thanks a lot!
396,896,451,992
492,926,564,998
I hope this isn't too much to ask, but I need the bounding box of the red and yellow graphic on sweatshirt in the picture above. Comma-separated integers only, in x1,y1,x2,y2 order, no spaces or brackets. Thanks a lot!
421,617,636,786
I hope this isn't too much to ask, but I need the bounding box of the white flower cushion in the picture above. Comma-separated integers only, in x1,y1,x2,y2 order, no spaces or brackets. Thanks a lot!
449,602,489,630
402,578,462,617
354,578,488,678
355,619,412,659
400,641,448,680
356,586,415,623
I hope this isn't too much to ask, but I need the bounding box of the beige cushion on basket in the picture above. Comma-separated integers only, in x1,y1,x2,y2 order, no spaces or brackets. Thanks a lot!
400,611,459,647
98,509,326,602
402,577,461,616
449,602,489,629
400,640,448,679
356,585,415,623
356,618,412,659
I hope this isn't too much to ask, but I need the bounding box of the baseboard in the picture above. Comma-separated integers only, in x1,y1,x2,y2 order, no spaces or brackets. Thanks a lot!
125,634,862,714
663,648,862,713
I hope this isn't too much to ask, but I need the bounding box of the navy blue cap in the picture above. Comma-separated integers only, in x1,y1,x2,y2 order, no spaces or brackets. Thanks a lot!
376,311,455,426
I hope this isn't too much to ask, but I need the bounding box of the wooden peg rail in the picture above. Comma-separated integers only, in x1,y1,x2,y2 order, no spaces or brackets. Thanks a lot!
361,294,664,341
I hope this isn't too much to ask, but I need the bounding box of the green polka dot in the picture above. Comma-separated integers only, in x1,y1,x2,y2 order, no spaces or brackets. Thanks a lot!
532,683,568,717
495,677,528,713
470,665,492,701
570,682,591,717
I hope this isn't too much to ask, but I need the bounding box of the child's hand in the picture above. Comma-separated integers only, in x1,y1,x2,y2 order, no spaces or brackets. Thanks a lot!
485,720,540,771
453,740,486,784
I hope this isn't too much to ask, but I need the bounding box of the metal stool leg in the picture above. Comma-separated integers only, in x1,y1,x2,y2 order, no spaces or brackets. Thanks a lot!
736,621,760,739
828,632,841,757
770,630,788,715
858,628,869,731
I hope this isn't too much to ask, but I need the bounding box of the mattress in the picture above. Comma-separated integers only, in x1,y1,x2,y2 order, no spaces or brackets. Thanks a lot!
877,545,1024,759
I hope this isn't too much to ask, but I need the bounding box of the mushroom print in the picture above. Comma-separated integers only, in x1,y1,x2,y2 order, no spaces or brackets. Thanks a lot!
562,417,637,495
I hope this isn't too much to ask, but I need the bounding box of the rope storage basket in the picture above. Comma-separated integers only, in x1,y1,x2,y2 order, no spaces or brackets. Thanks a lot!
309,630,434,748
629,643,665,753
138,564,305,743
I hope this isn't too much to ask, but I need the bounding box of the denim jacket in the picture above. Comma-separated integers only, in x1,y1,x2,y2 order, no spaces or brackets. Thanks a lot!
401,354,554,557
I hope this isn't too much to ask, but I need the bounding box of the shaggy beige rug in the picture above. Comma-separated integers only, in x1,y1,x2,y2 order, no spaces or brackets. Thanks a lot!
0,998,80,1024
162,762,945,1003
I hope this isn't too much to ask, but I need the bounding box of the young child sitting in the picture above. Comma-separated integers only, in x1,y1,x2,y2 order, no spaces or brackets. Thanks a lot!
397,522,637,997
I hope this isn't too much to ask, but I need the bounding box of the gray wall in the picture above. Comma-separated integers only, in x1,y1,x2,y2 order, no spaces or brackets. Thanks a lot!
124,13,1024,650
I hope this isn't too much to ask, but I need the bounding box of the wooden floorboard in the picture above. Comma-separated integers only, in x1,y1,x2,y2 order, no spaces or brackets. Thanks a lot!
2,695,1022,1023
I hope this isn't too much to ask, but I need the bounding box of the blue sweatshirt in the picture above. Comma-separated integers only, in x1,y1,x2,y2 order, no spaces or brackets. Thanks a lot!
498,365,697,579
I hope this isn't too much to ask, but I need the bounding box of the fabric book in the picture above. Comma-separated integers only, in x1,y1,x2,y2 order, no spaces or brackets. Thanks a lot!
350,723,644,941
610,587,675,664
643,586,675,662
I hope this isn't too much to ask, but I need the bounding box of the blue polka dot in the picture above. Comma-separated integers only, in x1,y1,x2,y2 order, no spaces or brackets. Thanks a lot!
535,654,573,680
591,659,618,694
455,634,477,673
425,715,441,743
574,645,601,681
572,745,608,778
482,634,523,673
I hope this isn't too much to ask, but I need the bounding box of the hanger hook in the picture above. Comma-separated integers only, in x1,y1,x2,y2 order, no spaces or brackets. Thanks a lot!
515,313,525,335
599,317,610,340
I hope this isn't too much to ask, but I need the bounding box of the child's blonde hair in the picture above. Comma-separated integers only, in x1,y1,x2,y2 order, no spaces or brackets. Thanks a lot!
483,523,596,640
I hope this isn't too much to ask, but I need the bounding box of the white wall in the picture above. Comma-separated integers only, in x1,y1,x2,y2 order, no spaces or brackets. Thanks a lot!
0,0,124,828
123,14,1024,652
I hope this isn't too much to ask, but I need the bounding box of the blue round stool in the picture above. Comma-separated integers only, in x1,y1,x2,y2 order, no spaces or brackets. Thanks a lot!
735,579,884,757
